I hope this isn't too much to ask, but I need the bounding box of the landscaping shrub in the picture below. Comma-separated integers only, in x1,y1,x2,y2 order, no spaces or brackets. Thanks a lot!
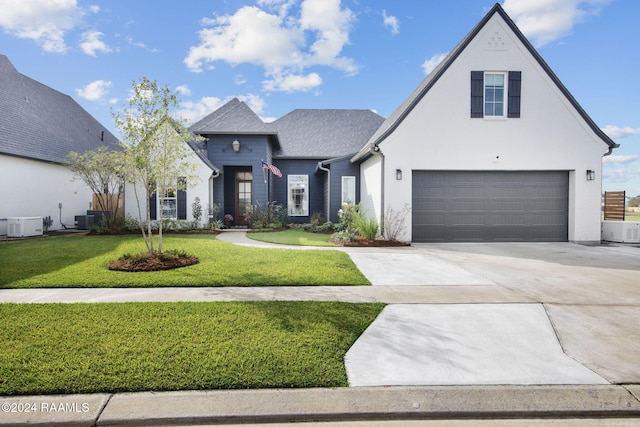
355,215,379,240
248,201,290,229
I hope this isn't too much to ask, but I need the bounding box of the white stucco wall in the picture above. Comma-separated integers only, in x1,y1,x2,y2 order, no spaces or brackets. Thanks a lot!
359,154,383,224
377,14,610,243
0,155,94,234
124,148,214,228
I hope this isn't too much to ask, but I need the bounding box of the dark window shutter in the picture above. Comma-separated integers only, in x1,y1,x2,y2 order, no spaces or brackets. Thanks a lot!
508,71,521,118
470,71,484,118
177,177,187,220
149,190,157,220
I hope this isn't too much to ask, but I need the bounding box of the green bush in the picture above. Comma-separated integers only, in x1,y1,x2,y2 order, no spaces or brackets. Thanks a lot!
248,201,290,229
355,215,379,240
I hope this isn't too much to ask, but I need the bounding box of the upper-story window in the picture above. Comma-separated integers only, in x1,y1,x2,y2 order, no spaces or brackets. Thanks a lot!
484,72,506,117
471,71,521,119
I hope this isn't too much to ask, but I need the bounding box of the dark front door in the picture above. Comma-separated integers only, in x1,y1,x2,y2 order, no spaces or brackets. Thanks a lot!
235,171,253,226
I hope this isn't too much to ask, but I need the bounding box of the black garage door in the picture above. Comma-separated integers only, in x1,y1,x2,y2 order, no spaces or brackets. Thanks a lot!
412,171,568,242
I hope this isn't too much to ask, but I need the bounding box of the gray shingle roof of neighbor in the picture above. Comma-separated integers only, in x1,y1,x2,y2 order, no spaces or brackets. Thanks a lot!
0,54,118,164
352,2,618,162
269,109,385,159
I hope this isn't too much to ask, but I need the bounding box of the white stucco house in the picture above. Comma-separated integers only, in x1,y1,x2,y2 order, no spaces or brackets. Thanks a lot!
0,54,118,235
353,3,617,243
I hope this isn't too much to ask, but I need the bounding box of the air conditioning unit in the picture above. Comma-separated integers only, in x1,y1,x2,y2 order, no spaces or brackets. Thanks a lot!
602,220,640,243
7,217,43,238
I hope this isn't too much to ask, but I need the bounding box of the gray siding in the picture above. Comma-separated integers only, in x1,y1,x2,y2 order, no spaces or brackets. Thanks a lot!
325,158,361,223
272,159,324,224
205,134,272,220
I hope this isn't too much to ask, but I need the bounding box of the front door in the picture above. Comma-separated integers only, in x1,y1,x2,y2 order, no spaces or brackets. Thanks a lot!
235,171,252,226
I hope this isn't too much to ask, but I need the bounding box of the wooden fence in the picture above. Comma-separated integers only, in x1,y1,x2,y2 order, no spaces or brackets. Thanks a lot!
603,191,625,221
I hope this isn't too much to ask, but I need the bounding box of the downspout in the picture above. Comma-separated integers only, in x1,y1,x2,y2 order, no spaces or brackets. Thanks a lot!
370,144,385,236
209,169,220,222
317,161,331,220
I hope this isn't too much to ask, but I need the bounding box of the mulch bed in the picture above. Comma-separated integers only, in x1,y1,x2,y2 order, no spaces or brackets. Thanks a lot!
108,253,199,272
329,237,410,247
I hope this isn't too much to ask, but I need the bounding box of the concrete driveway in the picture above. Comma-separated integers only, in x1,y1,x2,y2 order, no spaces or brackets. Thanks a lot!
345,242,640,386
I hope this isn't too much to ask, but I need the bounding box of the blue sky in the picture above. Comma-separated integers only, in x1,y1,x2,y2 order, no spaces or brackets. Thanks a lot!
1,0,638,197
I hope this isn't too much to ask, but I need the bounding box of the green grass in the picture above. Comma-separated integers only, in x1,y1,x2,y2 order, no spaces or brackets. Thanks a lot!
0,301,384,395
248,228,336,246
0,234,369,288
625,211,640,221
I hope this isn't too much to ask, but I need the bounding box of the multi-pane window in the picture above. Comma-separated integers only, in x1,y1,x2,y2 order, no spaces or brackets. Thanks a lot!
484,72,505,117
341,176,356,204
288,175,309,216
162,188,177,219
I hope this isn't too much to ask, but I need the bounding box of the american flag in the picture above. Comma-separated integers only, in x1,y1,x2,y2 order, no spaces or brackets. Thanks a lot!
262,161,282,178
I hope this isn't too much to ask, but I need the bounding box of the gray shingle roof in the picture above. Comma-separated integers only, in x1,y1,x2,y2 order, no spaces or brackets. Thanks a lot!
0,54,118,164
269,109,384,158
189,98,274,134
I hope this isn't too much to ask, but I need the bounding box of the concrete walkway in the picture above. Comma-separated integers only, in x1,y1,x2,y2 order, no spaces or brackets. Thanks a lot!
2,231,640,425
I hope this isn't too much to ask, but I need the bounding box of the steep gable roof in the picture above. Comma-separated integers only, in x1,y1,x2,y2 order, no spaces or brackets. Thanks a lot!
352,3,617,162
189,98,274,135
0,54,118,164
269,109,384,158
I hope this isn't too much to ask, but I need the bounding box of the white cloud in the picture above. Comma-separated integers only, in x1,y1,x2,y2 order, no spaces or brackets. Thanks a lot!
503,0,612,47
263,72,322,93
0,0,84,52
422,52,448,75
76,80,112,101
602,125,640,140
382,10,399,35
175,85,191,96
603,155,640,164
80,31,111,56
184,0,357,92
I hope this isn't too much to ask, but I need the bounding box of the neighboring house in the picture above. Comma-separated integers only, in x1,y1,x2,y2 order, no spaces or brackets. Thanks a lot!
186,99,384,225
0,54,118,234
354,3,617,243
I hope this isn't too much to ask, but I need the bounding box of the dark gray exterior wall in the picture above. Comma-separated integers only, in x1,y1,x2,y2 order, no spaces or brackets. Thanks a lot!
205,134,273,221
271,159,325,224
324,157,361,223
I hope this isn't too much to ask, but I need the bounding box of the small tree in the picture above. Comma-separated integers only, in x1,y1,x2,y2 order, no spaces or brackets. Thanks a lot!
192,196,202,229
113,77,199,254
67,146,125,229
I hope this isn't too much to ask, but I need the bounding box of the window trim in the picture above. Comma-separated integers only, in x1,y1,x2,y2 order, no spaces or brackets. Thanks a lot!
483,71,507,118
287,174,309,217
341,176,356,205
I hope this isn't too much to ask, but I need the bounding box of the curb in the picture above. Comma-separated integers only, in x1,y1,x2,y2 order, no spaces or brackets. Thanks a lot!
2,385,640,426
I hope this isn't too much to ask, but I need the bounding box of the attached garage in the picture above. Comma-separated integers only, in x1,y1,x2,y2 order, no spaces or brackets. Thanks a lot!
412,171,569,242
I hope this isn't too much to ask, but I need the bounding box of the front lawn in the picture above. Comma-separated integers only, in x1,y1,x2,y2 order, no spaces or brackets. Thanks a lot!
248,228,336,246
0,234,369,288
0,301,384,395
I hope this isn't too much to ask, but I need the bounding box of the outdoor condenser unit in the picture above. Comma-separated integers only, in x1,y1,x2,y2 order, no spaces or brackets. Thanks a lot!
7,217,43,238
602,220,640,244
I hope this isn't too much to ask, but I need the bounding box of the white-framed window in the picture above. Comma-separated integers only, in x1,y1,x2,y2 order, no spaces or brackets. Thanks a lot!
484,72,506,117
341,176,356,204
288,175,309,216
161,187,177,219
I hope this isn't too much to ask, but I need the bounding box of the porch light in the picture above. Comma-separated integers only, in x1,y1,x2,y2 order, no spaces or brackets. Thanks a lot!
232,139,240,152
396,169,402,180
586,169,595,181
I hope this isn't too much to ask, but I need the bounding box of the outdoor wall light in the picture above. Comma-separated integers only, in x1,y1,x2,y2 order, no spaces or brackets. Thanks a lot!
232,139,240,152
396,169,402,180
586,169,595,181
